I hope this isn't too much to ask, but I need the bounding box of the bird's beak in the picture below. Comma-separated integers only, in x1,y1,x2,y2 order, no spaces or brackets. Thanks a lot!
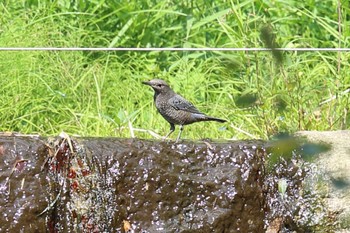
142,81,152,86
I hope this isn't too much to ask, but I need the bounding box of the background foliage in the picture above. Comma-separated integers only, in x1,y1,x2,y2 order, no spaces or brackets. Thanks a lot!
0,0,349,140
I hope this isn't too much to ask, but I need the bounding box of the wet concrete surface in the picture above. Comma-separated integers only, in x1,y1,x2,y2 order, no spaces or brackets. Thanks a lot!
0,136,49,232
0,135,336,232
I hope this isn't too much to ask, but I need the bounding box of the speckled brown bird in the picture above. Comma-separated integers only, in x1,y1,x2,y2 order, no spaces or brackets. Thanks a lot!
142,79,226,142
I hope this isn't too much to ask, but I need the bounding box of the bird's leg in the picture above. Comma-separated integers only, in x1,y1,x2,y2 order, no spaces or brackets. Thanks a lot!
175,125,184,143
163,123,175,141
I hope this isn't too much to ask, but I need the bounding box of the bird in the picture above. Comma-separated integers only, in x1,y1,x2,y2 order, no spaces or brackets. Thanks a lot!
142,79,226,142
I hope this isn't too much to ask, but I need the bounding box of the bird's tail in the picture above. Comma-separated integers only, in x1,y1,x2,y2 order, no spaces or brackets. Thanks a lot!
204,116,227,123
191,113,227,123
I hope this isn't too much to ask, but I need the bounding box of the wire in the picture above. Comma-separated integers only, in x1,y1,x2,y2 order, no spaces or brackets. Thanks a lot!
0,47,349,52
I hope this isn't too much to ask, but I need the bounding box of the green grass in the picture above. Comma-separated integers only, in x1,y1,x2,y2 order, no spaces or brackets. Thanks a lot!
0,0,349,140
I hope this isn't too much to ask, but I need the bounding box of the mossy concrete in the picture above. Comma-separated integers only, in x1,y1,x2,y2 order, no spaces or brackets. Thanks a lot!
296,130,350,231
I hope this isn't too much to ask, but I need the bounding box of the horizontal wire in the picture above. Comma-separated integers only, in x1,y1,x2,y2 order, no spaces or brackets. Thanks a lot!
0,47,349,52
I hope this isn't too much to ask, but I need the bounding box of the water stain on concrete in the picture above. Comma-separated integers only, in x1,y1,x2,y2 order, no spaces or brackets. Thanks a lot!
0,134,337,232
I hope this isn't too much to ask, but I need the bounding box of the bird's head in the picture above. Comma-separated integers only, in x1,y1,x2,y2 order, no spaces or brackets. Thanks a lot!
142,79,172,94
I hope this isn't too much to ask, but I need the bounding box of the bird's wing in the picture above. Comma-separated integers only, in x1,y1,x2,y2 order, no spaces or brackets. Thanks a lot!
168,95,202,114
